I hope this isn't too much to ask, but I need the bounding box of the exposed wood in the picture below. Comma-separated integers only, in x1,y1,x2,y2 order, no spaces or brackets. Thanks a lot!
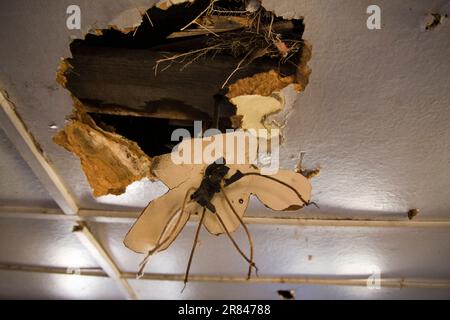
65,45,296,117
83,102,210,121
166,18,296,39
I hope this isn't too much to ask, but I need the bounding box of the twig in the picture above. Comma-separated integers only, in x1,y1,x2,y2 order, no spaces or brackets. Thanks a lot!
145,11,154,27
268,13,274,39
180,0,217,31
180,48,211,71
212,9,248,14
133,7,154,37
215,210,257,278
154,45,222,75
221,49,254,88
152,5,304,79
256,11,261,33
156,45,222,65
194,21,220,37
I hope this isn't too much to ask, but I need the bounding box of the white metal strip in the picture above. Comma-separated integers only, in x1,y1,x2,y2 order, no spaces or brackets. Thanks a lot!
73,223,138,300
1,206,450,228
1,263,449,289
0,91,78,214
0,91,133,300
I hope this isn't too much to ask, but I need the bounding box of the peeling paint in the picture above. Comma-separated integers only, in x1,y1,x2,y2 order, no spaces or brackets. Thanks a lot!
226,41,311,133
86,1,194,35
55,59,73,88
156,0,195,10
230,92,284,131
265,84,298,131
107,7,148,33
423,13,448,31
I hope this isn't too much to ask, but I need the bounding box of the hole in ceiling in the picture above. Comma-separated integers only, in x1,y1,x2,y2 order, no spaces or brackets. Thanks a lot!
424,13,448,31
90,112,230,157
277,289,296,300
55,0,310,196
63,0,305,150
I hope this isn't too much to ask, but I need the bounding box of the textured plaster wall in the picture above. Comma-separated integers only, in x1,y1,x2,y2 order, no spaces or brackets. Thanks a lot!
0,128,56,207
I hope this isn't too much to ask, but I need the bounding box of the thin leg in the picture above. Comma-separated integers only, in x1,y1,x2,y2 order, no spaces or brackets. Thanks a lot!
182,207,206,292
220,186,258,278
241,172,310,206
215,210,258,278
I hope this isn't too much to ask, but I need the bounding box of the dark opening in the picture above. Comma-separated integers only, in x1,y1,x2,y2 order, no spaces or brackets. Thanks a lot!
62,0,305,157
90,112,233,157
277,289,296,300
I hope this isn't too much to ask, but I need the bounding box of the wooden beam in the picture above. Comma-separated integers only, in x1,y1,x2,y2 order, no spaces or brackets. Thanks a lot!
65,45,295,117
82,103,210,122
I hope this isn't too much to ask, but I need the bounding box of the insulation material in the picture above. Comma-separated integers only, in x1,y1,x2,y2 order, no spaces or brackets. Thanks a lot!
55,60,72,89
53,99,154,197
227,70,299,98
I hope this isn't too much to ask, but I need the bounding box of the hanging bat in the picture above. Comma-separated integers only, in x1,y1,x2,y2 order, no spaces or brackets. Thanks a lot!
123,131,315,288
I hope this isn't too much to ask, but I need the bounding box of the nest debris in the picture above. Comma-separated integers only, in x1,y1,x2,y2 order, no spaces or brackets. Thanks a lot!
155,0,305,88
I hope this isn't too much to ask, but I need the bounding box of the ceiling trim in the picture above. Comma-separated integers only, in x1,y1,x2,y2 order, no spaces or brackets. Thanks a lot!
1,263,449,289
73,222,138,300
0,90,78,214
0,91,138,299
1,206,450,229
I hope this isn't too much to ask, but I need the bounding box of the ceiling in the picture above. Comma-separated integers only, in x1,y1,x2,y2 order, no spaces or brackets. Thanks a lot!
0,0,449,299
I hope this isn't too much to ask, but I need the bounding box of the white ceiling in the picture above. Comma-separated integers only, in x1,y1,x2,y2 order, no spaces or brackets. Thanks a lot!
0,128,57,207
0,0,449,299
